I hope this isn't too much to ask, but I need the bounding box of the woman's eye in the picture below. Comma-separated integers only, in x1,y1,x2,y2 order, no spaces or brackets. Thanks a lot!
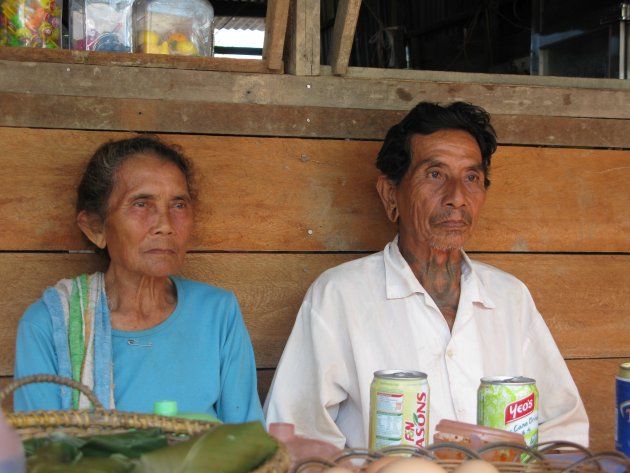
428,170,441,179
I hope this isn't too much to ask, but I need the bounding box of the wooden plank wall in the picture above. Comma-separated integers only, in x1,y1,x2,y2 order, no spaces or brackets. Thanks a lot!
0,49,628,451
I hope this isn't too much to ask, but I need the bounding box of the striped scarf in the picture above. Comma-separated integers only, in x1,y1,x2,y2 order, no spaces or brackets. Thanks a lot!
42,272,115,409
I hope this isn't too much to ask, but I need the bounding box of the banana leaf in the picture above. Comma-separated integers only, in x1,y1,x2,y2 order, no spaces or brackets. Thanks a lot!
26,440,82,465
80,429,167,458
133,421,277,473
24,429,168,472
24,434,85,458
28,454,132,473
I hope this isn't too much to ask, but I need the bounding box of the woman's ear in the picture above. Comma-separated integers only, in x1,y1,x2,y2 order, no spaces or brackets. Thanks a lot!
376,174,399,223
76,211,107,249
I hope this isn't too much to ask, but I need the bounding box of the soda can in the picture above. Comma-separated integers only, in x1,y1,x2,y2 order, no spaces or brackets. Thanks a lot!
368,370,430,450
477,376,539,447
616,362,630,456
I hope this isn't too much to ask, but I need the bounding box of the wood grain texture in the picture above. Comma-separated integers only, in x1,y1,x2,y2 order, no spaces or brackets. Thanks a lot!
4,94,630,148
330,0,362,75
1,128,629,253
284,0,320,76
1,253,628,376
262,0,291,71
0,48,277,73
2,59,630,117
567,358,623,452
4,47,630,91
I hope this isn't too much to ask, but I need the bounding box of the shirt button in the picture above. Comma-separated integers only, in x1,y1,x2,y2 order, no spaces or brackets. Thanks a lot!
446,348,455,358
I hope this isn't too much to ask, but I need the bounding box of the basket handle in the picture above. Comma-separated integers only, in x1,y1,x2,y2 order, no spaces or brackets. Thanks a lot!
0,374,104,410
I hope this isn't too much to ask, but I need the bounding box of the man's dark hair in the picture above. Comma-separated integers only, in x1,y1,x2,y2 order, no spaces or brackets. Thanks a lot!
376,101,497,187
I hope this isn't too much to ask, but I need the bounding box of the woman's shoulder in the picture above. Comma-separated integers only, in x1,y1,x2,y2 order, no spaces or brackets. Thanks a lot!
20,297,50,325
172,276,237,302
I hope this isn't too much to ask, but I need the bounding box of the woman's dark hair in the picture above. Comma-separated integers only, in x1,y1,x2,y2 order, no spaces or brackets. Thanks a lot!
376,101,497,187
76,135,197,219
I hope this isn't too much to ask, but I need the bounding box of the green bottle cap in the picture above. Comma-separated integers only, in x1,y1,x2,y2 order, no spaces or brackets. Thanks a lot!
154,400,178,416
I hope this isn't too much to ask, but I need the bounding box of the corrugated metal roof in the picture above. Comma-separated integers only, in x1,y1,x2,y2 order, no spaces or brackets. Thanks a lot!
215,16,266,31
212,0,267,31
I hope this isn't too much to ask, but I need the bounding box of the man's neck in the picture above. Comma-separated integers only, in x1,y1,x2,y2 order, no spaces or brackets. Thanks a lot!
398,240,462,331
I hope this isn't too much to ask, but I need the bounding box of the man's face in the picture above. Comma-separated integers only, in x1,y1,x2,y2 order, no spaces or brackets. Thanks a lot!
380,129,487,252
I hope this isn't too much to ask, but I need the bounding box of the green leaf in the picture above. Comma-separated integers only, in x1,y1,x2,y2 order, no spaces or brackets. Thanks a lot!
133,422,277,473
80,429,167,458
29,455,133,473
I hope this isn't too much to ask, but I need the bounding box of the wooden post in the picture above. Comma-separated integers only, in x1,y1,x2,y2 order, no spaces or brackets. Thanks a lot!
330,0,362,76
263,0,291,71
284,0,320,76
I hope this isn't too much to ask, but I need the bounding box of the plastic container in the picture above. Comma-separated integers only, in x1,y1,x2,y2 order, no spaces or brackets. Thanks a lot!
432,419,526,461
0,409,26,473
153,400,221,423
0,0,62,48
69,0,133,51
268,423,341,470
132,0,214,56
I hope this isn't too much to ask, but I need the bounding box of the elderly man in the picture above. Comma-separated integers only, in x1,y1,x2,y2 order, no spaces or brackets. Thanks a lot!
264,101,588,449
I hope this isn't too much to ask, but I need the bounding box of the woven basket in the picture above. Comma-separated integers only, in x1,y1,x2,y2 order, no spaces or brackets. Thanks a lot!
293,443,630,473
1,373,289,473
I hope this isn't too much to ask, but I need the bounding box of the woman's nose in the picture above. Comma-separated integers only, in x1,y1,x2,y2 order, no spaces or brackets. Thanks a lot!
153,206,174,234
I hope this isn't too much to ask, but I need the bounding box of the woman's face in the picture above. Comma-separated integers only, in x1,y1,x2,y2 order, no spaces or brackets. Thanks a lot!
101,153,193,279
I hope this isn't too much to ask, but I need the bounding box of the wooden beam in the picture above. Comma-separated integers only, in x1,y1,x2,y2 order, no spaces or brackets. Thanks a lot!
285,0,320,75
330,0,362,75
263,0,291,71
0,47,279,74
3,59,630,118
3,93,630,147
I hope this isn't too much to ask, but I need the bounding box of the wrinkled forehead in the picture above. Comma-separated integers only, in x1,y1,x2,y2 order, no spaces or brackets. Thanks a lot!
409,130,482,163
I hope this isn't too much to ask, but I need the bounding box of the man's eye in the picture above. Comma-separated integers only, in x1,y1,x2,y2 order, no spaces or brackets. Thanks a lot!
133,201,146,208
428,170,441,179
467,174,480,182
173,201,187,209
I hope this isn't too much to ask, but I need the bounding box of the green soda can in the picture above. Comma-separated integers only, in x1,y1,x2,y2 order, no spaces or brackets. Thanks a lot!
477,376,539,447
368,370,430,450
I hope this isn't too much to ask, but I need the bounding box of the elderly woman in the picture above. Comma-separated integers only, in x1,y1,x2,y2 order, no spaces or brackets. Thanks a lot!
13,136,264,424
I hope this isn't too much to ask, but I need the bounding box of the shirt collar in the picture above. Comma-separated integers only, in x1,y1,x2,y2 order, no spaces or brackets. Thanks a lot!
383,235,496,309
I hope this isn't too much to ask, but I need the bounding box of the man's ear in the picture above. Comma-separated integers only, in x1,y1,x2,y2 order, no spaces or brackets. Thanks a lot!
376,174,399,223
76,211,107,249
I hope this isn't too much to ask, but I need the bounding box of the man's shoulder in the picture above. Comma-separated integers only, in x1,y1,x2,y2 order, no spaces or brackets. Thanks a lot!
468,258,528,291
316,251,384,285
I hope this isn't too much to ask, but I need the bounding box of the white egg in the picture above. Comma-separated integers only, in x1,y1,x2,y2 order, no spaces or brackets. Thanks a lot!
324,467,355,473
364,456,401,473
453,459,501,473
379,457,448,473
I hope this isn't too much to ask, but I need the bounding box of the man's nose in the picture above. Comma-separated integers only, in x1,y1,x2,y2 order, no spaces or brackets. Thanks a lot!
443,178,466,207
